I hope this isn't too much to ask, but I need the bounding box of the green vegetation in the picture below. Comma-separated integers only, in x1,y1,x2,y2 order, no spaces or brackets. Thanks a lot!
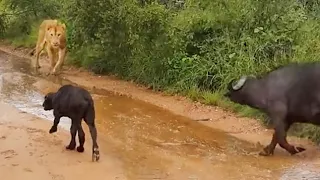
1,0,320,142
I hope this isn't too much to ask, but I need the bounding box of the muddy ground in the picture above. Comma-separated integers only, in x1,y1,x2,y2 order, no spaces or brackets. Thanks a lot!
1,43,320,179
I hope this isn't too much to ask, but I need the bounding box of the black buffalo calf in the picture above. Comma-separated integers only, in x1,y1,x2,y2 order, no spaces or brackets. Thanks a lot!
42,84,100,162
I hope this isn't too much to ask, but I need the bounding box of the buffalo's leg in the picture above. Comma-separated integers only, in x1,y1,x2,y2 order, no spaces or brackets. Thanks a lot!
259,132,278,156
258,104,305,156
66,120,78,150
76,122,85,153
262,116,305,155
259,121,293,156
259,105,286,156
276,121,305,155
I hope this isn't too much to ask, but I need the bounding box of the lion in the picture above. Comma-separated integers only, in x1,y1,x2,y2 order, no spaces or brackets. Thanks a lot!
30,19,67,75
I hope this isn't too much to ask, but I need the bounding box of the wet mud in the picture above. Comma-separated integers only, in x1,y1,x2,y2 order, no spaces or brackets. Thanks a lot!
0,49,320,179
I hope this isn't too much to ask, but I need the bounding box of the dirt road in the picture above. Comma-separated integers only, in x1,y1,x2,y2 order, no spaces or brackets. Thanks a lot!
1,44,320,179
0,103,125,180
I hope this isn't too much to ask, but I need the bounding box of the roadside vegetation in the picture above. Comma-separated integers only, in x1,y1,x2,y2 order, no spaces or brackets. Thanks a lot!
1,0,320,142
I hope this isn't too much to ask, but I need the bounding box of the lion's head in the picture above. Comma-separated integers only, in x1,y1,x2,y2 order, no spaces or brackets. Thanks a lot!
45,22,66,49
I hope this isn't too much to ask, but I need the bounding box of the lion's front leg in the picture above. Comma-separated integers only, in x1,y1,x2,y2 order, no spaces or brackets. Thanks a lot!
33,41,46,70
51,52,58,70
46,47,55,76
51,48,66,75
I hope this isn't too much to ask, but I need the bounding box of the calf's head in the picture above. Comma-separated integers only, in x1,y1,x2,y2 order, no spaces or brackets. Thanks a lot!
43,92,55,111
224,76,250,105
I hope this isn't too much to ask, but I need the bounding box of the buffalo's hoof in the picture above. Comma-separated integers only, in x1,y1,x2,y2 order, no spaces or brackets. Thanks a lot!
259,147,274,156
77,146,85,153
66,143,76,150
92,148,100,162
290,146,306,155
296,146,306,152
49,126,57,134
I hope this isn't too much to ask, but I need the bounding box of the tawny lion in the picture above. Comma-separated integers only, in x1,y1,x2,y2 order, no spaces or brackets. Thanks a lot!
30,19,67,75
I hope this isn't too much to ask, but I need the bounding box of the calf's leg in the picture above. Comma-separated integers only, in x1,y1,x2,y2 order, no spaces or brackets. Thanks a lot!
49,116,61,134
84,107,100,162
76,122,85,153
86,121,99,161
66,120,79,150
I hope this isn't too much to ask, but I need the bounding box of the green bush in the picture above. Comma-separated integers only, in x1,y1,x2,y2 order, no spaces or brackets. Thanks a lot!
62,0,315,92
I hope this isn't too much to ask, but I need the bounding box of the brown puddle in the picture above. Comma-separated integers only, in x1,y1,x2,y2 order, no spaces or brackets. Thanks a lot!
0,49,320,179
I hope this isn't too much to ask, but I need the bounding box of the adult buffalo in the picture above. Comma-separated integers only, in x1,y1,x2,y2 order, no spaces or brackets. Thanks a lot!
225,62,320,156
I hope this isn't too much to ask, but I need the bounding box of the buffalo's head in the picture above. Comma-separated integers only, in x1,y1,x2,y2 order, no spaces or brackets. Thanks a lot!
224,75,251,105
43,92,55,111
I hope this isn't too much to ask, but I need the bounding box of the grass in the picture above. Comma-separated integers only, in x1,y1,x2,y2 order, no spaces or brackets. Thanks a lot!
164,84,269,125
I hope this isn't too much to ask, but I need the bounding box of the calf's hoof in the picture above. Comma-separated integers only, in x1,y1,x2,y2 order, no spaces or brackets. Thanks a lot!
66,143,76,150
49,126,57,134
92,148,100,162
259,146,274,156
77,146,85,153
